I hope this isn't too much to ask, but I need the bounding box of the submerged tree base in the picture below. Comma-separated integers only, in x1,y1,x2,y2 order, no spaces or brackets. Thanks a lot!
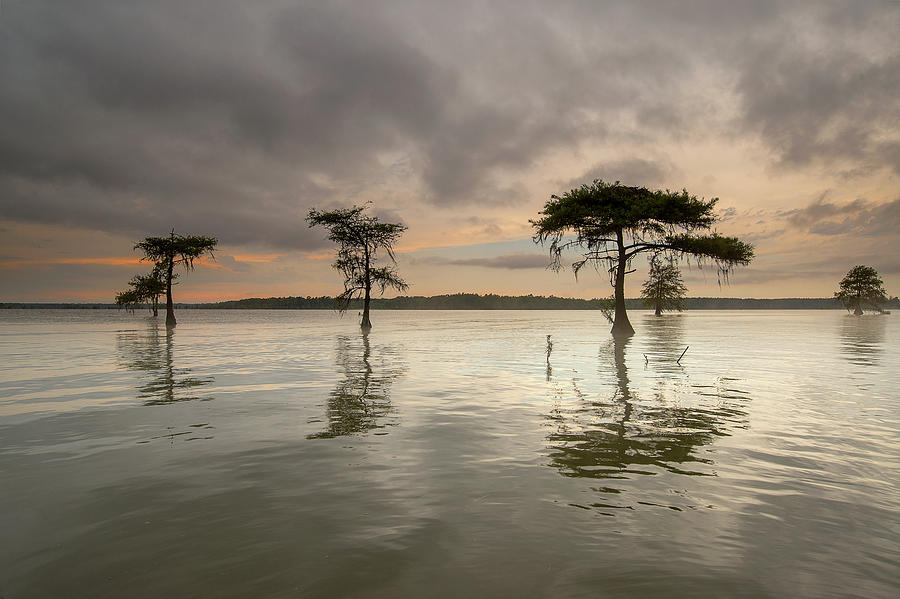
611,319,635,337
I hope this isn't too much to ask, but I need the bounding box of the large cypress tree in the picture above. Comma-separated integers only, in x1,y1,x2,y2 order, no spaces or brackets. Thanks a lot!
134,230,217,327
532,179,753,336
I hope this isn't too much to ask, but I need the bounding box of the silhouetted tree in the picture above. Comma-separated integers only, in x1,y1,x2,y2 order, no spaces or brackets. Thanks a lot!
134,230,217,327
532,180,754,336
835,265,889,315
307,204,408,330
114,288,144,314
640,255,687,316
115,266,168,316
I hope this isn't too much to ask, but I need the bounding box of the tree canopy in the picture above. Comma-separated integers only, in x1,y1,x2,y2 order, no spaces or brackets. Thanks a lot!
641,255,687,316
835,265,889,315
134,230,217,327
532,179,753,335
307,204,408,330
115,266,168,316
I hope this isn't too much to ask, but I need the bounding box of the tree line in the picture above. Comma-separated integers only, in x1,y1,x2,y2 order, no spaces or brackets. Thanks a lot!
12,295,897,311
116,179,892,333
197,295,899,311
202,294,617,311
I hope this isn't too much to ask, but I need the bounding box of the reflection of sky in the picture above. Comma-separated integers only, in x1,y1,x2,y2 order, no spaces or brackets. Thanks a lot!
2,310,899,598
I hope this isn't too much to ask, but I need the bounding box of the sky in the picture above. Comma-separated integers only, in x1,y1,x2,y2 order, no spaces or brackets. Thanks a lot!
1,0,899,302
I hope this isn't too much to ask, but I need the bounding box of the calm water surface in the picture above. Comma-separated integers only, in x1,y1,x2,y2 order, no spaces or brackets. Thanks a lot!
1,310,898,598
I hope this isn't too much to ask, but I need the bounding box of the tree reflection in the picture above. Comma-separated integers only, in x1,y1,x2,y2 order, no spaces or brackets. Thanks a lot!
546,336,747,484
641,313,686,367
308,333,403,439
839,316,886,366
116,322,213,405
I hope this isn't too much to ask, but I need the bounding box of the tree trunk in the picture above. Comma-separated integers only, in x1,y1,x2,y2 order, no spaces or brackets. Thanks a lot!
165,257,176,328
361,286,372,330
655,279,663,316
611,229,635,336
361,246,372,331
853,304,863,316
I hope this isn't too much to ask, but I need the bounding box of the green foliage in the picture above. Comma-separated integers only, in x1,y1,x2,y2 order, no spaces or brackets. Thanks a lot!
641,256,687,314
663,233,755,273
307,204,408,316
532,179,754,275
834,265,889,314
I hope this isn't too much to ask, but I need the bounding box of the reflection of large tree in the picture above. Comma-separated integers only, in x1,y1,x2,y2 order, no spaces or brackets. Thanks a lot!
308,334,403,439
116,323,213,405
839,316,886,366
547,337,747,481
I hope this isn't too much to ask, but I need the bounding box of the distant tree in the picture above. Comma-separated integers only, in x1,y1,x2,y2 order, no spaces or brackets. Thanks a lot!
134,230,217,327
114,288,144,314
307,204,408,330
641,255,687,316
115,267,168,316
835,265,889,315
532,179,753,336
135,267,168,317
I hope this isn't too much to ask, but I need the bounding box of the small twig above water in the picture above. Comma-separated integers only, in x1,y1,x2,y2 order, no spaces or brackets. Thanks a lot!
676,346,689,364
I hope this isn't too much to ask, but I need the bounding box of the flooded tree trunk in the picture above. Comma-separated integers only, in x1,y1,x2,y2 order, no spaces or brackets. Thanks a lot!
655,305,662,317
165,258,176,328
361,286,372,331
361,247,372,331
611,230,635,337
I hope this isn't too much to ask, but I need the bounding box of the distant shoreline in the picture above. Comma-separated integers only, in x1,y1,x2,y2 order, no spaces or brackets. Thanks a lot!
3,293,898,311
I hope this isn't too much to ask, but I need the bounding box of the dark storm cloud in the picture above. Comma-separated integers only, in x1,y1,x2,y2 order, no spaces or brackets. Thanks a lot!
1,0,898,249
731,2,900,174
0,0,449,249
786,198,900,237
422,253,550,270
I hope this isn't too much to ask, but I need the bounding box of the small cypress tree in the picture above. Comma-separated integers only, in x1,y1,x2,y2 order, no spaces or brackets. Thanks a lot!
640,255,687,316
835,265,889,315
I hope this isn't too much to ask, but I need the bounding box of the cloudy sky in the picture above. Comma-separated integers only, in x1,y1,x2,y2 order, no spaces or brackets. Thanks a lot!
2,0,898,302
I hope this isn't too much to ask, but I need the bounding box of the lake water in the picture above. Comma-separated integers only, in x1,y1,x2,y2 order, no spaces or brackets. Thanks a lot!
1,309,898,598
